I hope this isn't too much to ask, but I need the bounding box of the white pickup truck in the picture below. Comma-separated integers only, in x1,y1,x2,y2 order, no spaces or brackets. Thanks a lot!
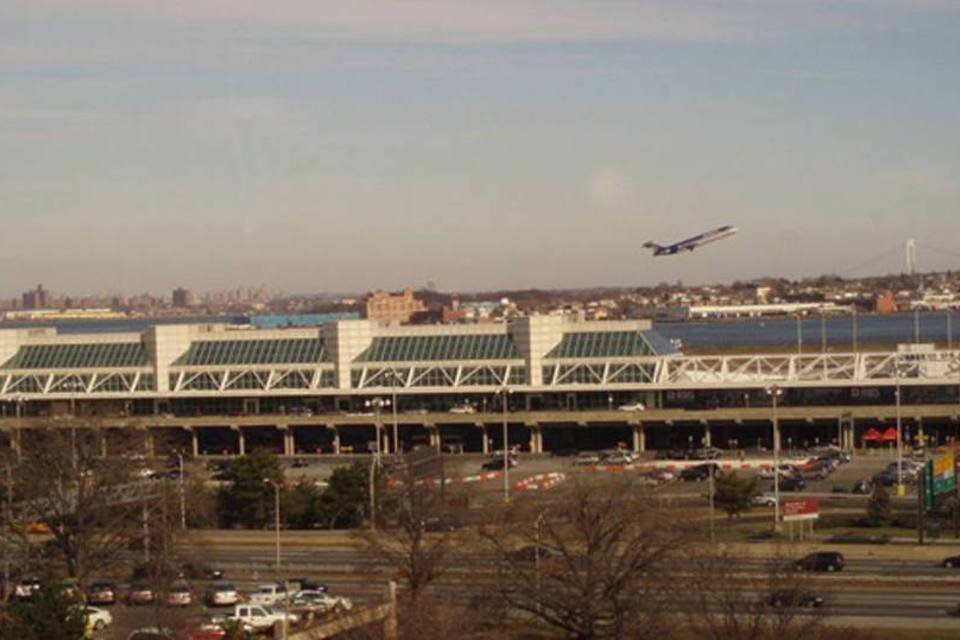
213,604,299,633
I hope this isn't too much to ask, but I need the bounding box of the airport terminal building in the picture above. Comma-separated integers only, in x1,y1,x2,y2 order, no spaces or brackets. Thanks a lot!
0,316,959,458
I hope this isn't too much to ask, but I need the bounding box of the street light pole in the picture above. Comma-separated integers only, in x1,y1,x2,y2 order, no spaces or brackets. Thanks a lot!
895,356,904,493
263,478,281,571
766,384,783,531
177,451,186,530
390,372,400,455
365,397,390,530
498,386,512,503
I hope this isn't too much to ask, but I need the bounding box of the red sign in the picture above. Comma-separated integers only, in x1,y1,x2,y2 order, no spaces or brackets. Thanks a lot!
782,498,819,522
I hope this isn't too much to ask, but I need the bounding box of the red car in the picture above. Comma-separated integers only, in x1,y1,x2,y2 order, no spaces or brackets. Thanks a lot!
176,624,226,640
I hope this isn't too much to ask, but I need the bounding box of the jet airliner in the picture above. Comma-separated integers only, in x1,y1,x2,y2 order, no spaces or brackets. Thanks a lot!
643,225,738,256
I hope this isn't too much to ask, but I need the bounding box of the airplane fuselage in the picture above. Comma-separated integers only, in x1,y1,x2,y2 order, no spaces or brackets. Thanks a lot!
646,225,737,256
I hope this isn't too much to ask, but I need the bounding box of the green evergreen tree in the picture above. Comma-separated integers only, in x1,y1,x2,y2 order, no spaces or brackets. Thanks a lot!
217,449,284,528
0,581,86,640
317,462,371,529
714,472,759,520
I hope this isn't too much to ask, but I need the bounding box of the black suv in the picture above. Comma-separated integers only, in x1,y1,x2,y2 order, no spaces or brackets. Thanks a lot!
680,463,721,482
795,551,844,572
779,475,807,492
766,588,825,608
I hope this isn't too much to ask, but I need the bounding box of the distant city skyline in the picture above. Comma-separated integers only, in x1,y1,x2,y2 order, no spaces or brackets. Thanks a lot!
2,1,959,297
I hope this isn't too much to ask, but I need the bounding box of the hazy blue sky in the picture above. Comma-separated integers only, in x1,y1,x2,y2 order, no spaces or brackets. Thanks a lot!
2,1,959,296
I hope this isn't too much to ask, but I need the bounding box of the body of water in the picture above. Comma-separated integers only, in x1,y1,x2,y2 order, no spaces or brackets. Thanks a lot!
0,310,954,351
654,311,958,350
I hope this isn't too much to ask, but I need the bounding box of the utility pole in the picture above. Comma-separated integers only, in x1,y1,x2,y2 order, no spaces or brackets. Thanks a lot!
498,386,512,503
177,451,186,530
895,355,905,496
708,465,715,543
365,398,389,528
766,384,783,532
3,464,11,602
390,372,400,455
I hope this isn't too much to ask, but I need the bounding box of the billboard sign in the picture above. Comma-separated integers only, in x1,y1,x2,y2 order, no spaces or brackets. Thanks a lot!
782,498,820,522
932,452,956,495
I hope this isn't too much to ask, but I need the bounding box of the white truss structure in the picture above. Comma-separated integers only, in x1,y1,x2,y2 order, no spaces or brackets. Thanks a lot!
1,350,959,398
169,367,336,393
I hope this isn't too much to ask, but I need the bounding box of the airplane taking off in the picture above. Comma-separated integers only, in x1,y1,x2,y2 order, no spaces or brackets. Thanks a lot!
643,225,738,256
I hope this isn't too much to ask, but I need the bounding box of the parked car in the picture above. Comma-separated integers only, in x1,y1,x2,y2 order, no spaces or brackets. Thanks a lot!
645,469,675,483
288,578,328,593
289,591,353,613
680,463,720,482
127,582,155,605
573,453,602,466
617,402,645,412
248,583,288,607
87,581,118,606
766,588,825,609
212,604,300,633
84,606,113,632
941,555,960,568
165,583,192,607
205,582,239,607
448,404,476,414
127,629,175,640
690,447,722,460
779,475,807,492
802,462,832,481
603,451,635,465
795,551,844,572
14,577,42,601
481,457,518,471
175,623,227,640
750,494,778,507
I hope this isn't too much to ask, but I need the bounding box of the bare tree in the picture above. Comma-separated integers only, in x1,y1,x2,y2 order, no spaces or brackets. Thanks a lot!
482,477,694,640
678,545,875,640
5,427,188,592
361,462,456,602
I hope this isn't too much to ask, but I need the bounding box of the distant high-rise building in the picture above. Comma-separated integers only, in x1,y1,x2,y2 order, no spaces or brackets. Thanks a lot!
172,287,197,308
362,288,426,324
22,284,49,310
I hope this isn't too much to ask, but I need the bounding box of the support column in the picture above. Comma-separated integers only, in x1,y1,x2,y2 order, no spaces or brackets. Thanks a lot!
236,427,245,456
632,423,645,453
99,431,108,459
145,430,155,458
703,423,712,448
481,425,490,455
917,417,925,451
428,426,440,451
190,428,199,457
529,425,542,454
332,426,341,455
280,425,293,456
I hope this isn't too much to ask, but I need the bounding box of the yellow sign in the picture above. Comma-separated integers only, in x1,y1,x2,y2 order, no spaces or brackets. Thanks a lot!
933,452,954,477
